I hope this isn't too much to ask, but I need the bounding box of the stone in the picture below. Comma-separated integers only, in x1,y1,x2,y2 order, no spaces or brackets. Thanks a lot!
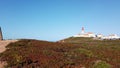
0,27,3,41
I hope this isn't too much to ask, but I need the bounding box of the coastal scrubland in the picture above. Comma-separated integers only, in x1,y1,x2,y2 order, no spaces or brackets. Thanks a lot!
0,38,120,68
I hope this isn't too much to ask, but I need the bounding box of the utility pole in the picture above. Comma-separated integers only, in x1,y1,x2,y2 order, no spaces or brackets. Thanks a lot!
0,27,3,40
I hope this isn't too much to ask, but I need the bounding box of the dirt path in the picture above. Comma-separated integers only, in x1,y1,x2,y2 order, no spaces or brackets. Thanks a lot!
0,40,17,68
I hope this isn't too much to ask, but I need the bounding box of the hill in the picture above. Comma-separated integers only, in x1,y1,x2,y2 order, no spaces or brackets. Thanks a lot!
0,39,120,68
0,40,18,68
59,37,98,43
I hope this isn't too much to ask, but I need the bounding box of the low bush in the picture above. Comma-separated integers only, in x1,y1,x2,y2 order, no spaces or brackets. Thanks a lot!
0,39,120,68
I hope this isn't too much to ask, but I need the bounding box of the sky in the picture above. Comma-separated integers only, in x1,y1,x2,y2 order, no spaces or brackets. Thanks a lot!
0,0,120,41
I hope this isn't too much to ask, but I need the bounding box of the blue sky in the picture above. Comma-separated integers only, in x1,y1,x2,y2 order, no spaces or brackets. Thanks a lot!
0,0,120,41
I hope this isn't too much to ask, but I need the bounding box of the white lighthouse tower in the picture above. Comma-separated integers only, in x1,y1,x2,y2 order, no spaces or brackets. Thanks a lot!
81,27,85,34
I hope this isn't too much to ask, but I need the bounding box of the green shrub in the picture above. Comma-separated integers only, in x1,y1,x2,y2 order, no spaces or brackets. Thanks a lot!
74,48,94,57
93,61,111,68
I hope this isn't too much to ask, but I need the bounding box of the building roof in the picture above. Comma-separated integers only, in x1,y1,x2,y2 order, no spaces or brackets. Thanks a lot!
87,32,94,34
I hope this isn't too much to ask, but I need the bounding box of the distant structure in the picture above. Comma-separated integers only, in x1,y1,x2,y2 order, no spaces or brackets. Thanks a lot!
81,27,85,34
73,27,120,40
101,34,120,40
0,27,3,40
73,27,96,38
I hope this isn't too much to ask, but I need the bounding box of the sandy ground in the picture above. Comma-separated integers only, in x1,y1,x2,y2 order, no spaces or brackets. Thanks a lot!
0,40,17,68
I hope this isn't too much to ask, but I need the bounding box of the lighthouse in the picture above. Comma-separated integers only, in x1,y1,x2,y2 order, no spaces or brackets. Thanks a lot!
0,27,3,40
81,27,85,34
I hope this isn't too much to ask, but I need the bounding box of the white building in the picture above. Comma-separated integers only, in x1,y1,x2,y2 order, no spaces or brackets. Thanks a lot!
101,34,120,40
86,32,96,37
73,27,96,38
96,34,104,38
109,34,120,39
73,27,120,40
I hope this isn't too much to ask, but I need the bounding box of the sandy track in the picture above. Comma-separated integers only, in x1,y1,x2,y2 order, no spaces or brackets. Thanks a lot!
0,40,17,68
